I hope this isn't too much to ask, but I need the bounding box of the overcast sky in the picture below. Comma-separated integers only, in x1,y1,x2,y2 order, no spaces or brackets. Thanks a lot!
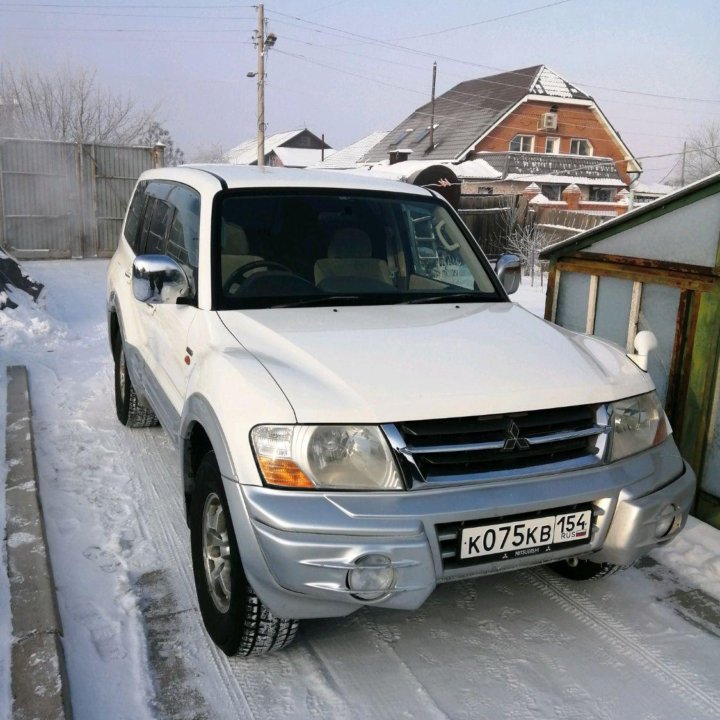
1,0,719,182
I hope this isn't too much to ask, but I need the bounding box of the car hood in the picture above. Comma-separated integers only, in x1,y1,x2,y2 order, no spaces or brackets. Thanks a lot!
217,303,654,424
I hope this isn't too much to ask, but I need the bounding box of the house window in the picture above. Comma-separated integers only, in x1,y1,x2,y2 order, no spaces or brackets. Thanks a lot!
541,184,563,201
544,137,560,154
570,138,593,156
589,186,614,202
509,134,534,152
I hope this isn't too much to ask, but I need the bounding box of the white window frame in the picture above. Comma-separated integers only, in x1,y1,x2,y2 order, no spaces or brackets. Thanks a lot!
544,136,560,154
509,134,534,153
570,138,593,156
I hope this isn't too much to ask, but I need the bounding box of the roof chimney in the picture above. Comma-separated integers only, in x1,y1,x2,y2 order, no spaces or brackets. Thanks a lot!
389,148,413,165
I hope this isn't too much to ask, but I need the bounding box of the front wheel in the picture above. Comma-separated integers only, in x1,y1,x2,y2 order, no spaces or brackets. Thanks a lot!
190,451,299,656
550,558,623,580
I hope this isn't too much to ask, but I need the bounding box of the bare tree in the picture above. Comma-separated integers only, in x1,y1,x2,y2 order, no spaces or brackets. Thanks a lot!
138,121,185,166
679,121,720,184
0,65,156,144
188,142,226,164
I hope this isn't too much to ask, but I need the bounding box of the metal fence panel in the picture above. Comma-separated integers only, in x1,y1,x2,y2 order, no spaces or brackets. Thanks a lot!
0,138,156,258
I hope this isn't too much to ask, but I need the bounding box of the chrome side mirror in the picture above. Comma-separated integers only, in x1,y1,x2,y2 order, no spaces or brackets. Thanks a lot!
132,255,191,304
495,253,522,295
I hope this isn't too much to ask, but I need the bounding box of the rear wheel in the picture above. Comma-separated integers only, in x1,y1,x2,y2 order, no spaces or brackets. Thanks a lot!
550,558,623,580
190,451,299,656
114,339,158,428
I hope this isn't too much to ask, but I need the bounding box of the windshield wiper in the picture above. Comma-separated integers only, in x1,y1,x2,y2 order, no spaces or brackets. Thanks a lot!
270,295,362,308
402,292,500,304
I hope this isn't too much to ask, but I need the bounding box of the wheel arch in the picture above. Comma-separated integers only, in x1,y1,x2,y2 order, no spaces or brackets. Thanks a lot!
181,393,237,521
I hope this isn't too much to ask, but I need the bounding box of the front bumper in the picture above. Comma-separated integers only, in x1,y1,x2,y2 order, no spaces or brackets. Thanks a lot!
223,437,696,620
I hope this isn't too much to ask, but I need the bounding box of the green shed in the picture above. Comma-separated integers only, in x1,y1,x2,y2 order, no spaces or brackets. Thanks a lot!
539,170,720,527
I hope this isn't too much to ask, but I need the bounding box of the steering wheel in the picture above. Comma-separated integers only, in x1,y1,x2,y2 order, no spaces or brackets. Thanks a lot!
223,260,294,294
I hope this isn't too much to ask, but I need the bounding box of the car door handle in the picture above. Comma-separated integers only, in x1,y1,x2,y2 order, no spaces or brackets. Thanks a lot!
124,271,131,279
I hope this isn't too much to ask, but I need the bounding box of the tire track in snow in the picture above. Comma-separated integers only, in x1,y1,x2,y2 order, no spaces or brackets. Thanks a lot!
123,427,257,720
528,569,720,718
300,615,450,720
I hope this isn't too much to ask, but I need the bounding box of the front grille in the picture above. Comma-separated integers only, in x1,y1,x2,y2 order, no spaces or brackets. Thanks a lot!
385,405,607,487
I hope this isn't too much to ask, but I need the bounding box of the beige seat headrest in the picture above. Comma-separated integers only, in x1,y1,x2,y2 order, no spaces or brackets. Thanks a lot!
223,223,250,255
328,228,372,259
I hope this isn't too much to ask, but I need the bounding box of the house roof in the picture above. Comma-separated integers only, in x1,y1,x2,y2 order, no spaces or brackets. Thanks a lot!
225,129,331,165
271,147,335,168
225,129,301,164
313,131,389,169
361,65,593,164
539,169,720,260
453,158,503,180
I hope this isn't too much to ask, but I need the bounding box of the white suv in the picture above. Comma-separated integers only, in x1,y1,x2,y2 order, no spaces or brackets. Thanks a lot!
107,165,695,656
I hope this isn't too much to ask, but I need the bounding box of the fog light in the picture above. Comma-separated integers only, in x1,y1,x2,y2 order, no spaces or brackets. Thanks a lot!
655,504,678,539
347,554,395,601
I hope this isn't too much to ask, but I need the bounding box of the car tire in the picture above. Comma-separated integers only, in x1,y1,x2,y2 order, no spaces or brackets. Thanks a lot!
114,339,158,428
550,558,623,580
190,451,299,656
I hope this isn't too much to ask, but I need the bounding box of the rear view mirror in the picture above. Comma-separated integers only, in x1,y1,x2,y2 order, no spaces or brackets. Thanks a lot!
495,253,522,295
132,255,191,304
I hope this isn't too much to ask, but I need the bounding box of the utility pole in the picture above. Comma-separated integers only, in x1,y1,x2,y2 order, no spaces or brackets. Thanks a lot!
680,140,687,186
256,4,265,167
428,61,437,151
249,5,277,167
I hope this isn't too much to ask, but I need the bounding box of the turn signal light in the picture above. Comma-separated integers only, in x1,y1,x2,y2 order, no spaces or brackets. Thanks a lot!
257,457,315,488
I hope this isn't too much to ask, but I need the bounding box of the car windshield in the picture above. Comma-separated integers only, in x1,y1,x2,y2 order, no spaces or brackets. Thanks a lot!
214,190,503,309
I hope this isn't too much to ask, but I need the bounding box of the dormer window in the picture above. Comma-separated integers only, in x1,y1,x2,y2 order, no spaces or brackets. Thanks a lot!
570,138,593,156
509,135,534,152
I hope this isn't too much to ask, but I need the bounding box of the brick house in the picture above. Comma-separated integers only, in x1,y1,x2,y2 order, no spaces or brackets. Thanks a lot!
361,65,641,202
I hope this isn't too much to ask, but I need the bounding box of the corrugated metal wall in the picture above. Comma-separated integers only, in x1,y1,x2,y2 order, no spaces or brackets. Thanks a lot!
0,138,157,258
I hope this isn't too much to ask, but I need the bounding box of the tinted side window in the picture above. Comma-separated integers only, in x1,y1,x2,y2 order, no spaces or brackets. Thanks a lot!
165,185,200,270
145,199,173,255
124,181,147,252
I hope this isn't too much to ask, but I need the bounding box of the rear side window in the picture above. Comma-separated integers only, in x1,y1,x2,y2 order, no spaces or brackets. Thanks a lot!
165,185,200,270
135,181,174,255
124,182,147,252
144,199,173,255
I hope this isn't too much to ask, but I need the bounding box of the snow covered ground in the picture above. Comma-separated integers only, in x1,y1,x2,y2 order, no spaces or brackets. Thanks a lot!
3,260,720,720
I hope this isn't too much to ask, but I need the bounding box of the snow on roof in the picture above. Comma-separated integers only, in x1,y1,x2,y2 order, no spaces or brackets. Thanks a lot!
363,159,453,181
631,182,675,196
313,131,390,169
271,147,335,168
225,129,304,164
453,158,502,180
531,66,590,100
505,174,625,187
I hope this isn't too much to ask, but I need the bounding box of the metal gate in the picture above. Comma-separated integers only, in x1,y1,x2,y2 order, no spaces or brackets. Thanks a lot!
0,138,160,258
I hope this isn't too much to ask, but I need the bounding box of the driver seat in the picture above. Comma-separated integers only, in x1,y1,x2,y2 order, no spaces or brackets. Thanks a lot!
314,227,391,285
221,222,262,283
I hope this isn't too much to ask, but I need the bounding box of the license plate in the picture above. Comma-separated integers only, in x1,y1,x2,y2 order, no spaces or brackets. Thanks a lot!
459,509,592,563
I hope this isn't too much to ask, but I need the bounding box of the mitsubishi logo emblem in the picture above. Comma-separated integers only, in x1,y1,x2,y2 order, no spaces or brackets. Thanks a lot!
502,420,530,452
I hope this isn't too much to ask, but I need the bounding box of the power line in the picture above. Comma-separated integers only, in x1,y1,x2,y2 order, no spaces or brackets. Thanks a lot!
2,2,717,108
264,9,720,106
392,0,575,41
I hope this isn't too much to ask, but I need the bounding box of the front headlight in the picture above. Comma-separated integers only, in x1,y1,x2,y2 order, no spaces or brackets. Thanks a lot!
608,391,671,462
250,425,403,490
